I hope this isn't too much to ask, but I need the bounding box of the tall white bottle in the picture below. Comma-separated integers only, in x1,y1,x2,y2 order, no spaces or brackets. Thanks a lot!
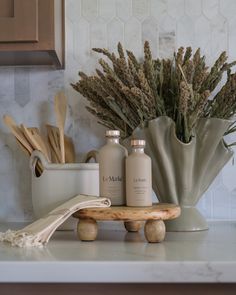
126,139,152,207
99,130,128,205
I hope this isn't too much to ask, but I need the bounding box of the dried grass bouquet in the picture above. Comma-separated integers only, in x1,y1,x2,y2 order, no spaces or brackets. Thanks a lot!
71,41,236,144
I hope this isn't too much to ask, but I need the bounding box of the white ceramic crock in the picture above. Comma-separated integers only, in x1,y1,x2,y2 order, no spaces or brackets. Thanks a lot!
30,151,99,230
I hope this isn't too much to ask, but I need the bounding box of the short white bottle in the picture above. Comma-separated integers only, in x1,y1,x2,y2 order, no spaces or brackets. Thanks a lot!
126,139,152,207
99,130,128,205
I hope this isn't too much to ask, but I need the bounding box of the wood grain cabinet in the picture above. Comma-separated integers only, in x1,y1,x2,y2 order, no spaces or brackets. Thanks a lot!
0,0,64,68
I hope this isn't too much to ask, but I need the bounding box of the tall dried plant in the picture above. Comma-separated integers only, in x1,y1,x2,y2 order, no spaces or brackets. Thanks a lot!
71,41,236,143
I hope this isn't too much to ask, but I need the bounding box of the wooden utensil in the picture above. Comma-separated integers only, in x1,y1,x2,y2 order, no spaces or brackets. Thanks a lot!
46,124,61,163
54,92,67,164
64,135,76,163
21,124,51,162
46,124,76,163
3,115,33,154
3,115,43,174
47,137,60,164
27,127,52,162
15,137,43,175
15,138,31,157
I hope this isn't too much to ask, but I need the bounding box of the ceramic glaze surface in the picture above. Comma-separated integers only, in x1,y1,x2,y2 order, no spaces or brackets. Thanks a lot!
30,151,99,230
133,116,234,230
0,0,236,221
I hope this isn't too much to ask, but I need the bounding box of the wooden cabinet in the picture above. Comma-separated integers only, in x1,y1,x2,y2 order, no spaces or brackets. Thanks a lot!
0,0,64,68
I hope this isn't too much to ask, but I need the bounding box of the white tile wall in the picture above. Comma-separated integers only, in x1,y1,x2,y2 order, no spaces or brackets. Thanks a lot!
1,0,236,222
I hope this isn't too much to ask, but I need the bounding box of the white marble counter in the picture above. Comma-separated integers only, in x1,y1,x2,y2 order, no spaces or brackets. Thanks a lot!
0,221,236,283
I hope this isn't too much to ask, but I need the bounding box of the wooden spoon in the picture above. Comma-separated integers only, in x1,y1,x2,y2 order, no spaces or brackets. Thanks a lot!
54,92,67,164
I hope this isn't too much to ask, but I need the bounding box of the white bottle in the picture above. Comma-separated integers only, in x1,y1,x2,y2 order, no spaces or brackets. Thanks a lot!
99,130,128,205
126,139,152,207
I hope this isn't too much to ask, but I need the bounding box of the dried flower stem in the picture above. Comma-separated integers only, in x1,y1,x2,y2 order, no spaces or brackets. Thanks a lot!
72,42,236,144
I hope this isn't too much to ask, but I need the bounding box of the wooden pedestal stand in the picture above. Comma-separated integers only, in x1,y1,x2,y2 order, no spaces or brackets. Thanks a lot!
73,204,180,243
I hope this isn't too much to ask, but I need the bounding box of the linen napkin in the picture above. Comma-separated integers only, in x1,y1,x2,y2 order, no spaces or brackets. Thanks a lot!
0,194,111,248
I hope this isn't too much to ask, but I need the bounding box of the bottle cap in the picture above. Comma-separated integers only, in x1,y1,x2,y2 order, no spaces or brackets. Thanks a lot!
131,139,146,147
105,130,120,137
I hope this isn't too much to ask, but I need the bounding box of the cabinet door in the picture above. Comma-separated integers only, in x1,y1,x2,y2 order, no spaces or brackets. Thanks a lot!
0,0,38,42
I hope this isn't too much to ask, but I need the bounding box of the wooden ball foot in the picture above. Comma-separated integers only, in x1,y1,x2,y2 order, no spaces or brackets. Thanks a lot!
124,221,143,232
144,220,166,243
77,218,98,241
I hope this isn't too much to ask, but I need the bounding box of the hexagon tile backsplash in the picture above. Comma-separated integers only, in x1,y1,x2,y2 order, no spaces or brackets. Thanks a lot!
1,0,236,222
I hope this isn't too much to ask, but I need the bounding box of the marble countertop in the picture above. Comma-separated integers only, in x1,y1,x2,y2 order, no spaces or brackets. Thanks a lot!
0,221,236,283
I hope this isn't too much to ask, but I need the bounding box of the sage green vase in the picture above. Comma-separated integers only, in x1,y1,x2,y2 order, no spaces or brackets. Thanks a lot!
132,116,233,232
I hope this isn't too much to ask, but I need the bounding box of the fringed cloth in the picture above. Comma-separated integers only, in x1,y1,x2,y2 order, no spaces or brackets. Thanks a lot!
0,194,111,247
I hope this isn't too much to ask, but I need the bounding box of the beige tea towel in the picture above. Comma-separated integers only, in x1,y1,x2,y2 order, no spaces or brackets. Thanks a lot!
0,194,111,248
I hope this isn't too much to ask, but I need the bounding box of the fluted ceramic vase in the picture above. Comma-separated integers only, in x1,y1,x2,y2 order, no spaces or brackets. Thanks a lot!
132,116,233,231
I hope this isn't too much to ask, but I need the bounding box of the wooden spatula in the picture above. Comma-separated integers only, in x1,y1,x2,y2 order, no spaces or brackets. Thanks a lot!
64,135,76,163
28,127,51,162
21,124,51,162
3,115,43,174
22,126,52,164
46,124,76,163
16,138,43,175
3,115,33,154
46,124,61,163
54,92,67,164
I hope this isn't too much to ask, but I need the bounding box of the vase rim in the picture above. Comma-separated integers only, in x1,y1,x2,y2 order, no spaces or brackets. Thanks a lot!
145,115,233,149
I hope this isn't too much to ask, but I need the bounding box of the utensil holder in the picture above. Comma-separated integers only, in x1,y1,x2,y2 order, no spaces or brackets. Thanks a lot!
30,151,99,230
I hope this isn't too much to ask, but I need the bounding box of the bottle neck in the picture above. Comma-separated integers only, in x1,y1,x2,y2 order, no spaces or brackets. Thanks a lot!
106,137,120,144
132,147,144,153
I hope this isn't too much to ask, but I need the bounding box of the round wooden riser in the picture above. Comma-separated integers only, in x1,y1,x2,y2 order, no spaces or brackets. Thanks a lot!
73,204,180,243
